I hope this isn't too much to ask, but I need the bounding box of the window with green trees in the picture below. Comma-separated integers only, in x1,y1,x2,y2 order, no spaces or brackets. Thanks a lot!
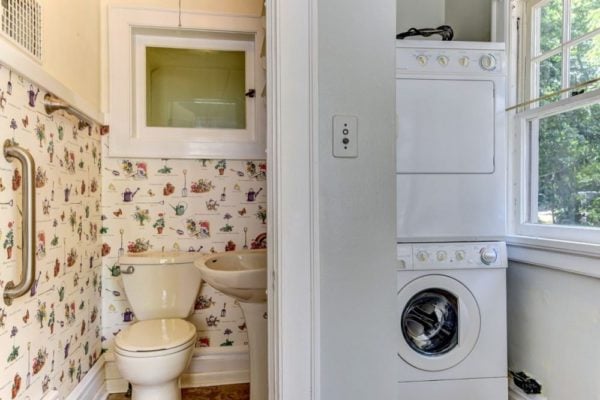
523,0,600,231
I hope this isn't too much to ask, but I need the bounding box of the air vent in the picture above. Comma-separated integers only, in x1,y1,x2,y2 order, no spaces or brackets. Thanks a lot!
1,0,42,60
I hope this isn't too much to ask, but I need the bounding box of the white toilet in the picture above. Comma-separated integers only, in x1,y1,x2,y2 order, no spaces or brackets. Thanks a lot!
115,252,202,400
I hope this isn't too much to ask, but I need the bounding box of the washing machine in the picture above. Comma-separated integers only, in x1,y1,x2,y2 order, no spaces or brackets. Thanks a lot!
396,242,508,400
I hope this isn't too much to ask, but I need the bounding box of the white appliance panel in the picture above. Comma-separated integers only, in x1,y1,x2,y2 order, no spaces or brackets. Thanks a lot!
395,42,506,242
397,268,507,381
396,79,495,174
396,242,507,384
398,377,508,400
397,173,506,242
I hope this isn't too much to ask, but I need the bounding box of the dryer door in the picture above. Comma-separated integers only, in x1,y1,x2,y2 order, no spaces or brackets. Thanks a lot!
397,274,481,371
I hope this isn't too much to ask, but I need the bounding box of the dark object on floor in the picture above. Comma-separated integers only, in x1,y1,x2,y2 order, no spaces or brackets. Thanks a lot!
126,382,132,398
396,25,454,41
512,371,542,394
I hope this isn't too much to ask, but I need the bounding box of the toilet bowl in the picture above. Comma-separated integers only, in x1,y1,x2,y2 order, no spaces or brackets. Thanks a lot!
114,252,202,400
115,319,197,400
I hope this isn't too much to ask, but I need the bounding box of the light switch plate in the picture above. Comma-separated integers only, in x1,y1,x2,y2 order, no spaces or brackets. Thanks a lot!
333,115,358,158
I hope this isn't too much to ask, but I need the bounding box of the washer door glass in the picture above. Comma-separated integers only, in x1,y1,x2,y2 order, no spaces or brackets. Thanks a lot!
401,289,458,356
397,274,481,371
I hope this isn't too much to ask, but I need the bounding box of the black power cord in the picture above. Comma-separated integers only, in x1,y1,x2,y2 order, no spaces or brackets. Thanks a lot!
396,25,454,41
511,371,543,395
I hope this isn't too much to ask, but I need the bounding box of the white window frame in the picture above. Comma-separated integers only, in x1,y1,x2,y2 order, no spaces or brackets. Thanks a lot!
133,31,256,145
108,7,265,159
513,91,600,243
511,0,600,246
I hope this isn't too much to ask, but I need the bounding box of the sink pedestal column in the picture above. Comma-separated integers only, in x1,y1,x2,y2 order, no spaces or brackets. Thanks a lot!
239,302,268,400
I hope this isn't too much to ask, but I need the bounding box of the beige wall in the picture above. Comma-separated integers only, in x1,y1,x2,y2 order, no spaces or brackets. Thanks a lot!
39,0,101,110
3,1,262,114
99,0,263,113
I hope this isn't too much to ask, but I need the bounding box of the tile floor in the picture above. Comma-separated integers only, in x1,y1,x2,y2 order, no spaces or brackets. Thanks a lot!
107,383,249,400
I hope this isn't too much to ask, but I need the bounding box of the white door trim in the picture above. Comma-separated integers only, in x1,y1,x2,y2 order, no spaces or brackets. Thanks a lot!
267,0,319,399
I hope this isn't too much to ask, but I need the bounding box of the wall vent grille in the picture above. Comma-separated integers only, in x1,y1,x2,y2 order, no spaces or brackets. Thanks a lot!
1,0,42,60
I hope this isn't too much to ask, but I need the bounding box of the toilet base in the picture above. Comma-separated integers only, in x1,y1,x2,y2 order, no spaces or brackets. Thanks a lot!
131,379,182,400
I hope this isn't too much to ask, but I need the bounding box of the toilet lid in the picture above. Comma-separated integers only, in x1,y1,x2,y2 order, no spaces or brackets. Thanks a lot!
115,319,196,352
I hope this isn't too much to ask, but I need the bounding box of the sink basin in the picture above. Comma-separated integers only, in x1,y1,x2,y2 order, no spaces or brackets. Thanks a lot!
195,248,268,400
195,249,267,303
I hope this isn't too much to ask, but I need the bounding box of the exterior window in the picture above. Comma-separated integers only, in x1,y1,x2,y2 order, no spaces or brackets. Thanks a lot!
515,0,600,241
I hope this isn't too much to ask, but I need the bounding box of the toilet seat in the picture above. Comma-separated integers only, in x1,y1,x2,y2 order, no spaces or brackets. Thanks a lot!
115,319,197,357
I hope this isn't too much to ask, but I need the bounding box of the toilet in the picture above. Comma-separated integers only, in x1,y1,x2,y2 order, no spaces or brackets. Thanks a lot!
114,252,202,400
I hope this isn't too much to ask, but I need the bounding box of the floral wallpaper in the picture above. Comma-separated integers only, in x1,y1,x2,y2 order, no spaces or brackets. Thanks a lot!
0,55,267,400
100,146,267,352
0,64,103,400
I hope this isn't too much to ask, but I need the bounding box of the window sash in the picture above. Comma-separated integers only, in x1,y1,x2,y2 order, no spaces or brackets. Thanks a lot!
514,89,600,243
527,0,600,104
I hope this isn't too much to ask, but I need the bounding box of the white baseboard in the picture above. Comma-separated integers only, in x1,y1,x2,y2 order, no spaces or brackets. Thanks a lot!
104,346,250,394
65,355,109,400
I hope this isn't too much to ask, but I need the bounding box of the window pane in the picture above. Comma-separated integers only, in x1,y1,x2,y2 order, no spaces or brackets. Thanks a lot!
535,53,562,104
146,47,246,129
569,34,600,88
536,102,600,227
571,0,600,40
537,0,563,54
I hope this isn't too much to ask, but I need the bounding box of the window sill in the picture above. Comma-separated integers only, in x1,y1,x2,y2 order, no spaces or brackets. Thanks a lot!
506,235,600,279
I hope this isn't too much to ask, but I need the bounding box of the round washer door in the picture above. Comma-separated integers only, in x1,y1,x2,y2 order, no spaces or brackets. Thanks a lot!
397,274,481,371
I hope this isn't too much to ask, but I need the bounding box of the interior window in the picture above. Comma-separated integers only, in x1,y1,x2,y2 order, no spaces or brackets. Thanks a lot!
146,47,247,129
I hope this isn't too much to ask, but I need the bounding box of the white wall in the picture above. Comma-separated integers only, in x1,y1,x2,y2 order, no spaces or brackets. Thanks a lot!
396,0,492,41
508,262,600,400
38,0,101,110
445,0,491,42
397,0,445,34
318,0,399,398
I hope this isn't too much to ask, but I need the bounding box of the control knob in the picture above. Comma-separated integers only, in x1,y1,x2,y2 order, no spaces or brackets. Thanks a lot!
480,247,498,265
416,55,428,66
479,54,497,71
416,251,429,262
458,56,470,67
455,250,466,261
437,55,449,66
436,250,447,261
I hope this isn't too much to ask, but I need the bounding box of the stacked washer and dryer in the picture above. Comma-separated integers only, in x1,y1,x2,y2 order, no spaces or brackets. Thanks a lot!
395,41,508,400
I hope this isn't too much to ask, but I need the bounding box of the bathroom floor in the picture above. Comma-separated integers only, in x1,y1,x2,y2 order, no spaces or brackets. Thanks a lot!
108,383,249,400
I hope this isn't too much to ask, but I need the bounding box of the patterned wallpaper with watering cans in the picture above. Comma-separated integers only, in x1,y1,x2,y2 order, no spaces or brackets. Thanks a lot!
0,60,267,399
100,151,267,352
0,63,103,400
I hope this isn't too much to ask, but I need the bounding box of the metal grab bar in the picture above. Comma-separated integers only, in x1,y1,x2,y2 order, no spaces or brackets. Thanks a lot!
3,140,36,306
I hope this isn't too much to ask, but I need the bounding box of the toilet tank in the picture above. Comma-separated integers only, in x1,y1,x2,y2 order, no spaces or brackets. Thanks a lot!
118,252,202,320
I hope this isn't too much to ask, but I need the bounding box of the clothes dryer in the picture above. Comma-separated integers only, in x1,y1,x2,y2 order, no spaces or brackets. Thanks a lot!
396,41,506,242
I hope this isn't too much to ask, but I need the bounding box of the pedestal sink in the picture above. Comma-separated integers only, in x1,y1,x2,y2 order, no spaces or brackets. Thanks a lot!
195,249,267,400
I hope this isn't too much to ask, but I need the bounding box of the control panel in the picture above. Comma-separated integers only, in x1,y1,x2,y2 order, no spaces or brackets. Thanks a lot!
396,43,505,75
397,242,507,270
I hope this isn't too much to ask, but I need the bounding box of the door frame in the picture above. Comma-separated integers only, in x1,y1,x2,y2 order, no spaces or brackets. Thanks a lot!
267,0,320,399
